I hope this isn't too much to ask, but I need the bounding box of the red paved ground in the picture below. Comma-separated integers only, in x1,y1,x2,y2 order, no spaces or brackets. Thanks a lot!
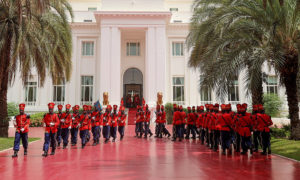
127,108,137,125
1,126,300,180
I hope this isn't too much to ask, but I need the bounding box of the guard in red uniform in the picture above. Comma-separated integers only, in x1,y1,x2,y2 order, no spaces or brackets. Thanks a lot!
197,106,205,144
56,105,63,147
110,105,118,142
251,105,261,152
155,105,162,138
42,103,60,157
233,104,242,152
204,104,210,146
60,104,72,149
257,104,273,155
91,104,102,146
12,103,30,157
172,104,183,141
207,104,215,149
161,105,171,138
179,105,187,139
238,104,253,155
117,106,127,140
186,107,196,139
71,105,80,146
211,104,220,151
218,104,233,155
79,105,90,149
103,105,112,143
144,104,151,138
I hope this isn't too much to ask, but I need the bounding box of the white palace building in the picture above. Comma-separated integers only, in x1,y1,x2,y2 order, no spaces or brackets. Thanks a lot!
7,0,286,112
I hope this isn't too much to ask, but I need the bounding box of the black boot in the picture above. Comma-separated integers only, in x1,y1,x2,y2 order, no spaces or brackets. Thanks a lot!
24,149,27,156
63,145,67,149
82,144,85,149
42,151,48,157
112,138,116,142
149,133,153,137
97,139,100,145
105,139,109,143
12,151,18,158
120,135,124,141
50,149,55,155
92,141,97,146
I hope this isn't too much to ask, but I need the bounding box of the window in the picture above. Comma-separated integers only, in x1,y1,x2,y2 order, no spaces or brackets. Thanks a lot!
172,77,185,104
172,42,184,56
25,80,37,106
170,8,178,12
266,76,278,94
200,75,212,103
82,41,94,56
126,42,140,56
88,7,97,11
228,80,239,103
81,76,93,104
53,80,65,105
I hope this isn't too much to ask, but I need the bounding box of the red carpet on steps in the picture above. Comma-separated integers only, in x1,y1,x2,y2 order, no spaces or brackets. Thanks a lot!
1,127,300,180
127,108,137,125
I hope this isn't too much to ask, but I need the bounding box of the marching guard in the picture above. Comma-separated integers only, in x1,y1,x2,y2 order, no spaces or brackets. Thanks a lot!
91,104,102,146
257,104,273,155
60,104,72,149
79,105,91,149
56,105,63,147
103,105,112,143
118,106,127,140
12,103,31,157
71,105,80,146
110,105,119,142
42,103,60,157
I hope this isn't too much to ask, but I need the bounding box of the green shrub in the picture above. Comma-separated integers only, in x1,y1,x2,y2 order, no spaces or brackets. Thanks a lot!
7,102,18,117
30,112,46,127
282,124,291,132
270,127,287,138
164,103,173,124
263,93,283,117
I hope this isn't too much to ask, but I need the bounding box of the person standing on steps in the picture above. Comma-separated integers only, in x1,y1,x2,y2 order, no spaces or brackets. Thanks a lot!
12,103,31,158
42,103,60,157
60,104,72,149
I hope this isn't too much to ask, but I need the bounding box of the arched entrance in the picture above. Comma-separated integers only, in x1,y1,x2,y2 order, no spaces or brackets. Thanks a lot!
123,68,143,108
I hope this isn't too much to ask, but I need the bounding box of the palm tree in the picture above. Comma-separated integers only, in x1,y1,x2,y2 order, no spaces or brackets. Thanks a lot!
0,0,73,137
187,0,300,139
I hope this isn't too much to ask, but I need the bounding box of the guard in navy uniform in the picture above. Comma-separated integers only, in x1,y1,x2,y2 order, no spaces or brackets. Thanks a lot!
110,105,118,142
12,103,31,157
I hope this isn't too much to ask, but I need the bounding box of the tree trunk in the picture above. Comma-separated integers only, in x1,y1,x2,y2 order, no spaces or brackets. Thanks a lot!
251,70,263,105
0,31,12,137
283,70,300,140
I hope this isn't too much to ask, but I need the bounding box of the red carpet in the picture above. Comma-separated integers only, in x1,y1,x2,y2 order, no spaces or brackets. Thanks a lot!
1,126,300,180
127,108,137,125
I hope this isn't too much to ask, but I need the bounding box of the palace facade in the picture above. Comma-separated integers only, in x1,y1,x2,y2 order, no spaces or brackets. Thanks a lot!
7,0,286,112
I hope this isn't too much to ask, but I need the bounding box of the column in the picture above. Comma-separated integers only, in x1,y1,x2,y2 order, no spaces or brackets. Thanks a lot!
145,27,156,106
146,26,167,107
100,26,121,105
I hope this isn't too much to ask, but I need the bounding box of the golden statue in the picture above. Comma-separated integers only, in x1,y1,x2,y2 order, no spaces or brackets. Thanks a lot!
103,92,109,105
157,92,163,105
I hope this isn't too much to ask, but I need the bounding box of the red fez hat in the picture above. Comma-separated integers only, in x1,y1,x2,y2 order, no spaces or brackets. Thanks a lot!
120,106,125,111
205,104,209,109
145,104,149,108
209,104,214,110
107,105,112,110
72,106,76,111
58,105,63,110
236,104,241,111
192,106,195,110
258,104,264,110
225,104,231,110
48,102,55,109
179,105,183,110
75,105,80,110
65,104,71,110
221,104,226,110
161,105,164,110
253,105,258,111
187,107,191,111
83,105,88,111
19,103,25,110
156,105,160,110
200,106,204,111
197,106,200,110
242,103,248,109
113,105,118,110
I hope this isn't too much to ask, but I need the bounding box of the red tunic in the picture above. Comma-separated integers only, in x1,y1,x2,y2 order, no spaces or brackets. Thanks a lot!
145,110,151,123
110,112,118,127
71,113,80,128
173,111,182,125
155,111,162,124
180,112,187,124
91,111,102,127
103,112,111,126
257,113,273,132
118,112,127,126
217,113,232,131
238,115,253,137
43,113,60,133
14,114,30,133
60,112,72,129
79,114,90,131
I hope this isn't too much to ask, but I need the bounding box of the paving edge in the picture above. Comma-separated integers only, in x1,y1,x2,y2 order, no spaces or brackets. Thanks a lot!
272,153,300,163
0,139,41,153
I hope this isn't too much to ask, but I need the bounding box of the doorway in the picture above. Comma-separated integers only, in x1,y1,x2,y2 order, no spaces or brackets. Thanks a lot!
123,68,143,108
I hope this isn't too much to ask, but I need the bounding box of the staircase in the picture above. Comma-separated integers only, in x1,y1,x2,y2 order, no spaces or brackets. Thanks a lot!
127,108,137,125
